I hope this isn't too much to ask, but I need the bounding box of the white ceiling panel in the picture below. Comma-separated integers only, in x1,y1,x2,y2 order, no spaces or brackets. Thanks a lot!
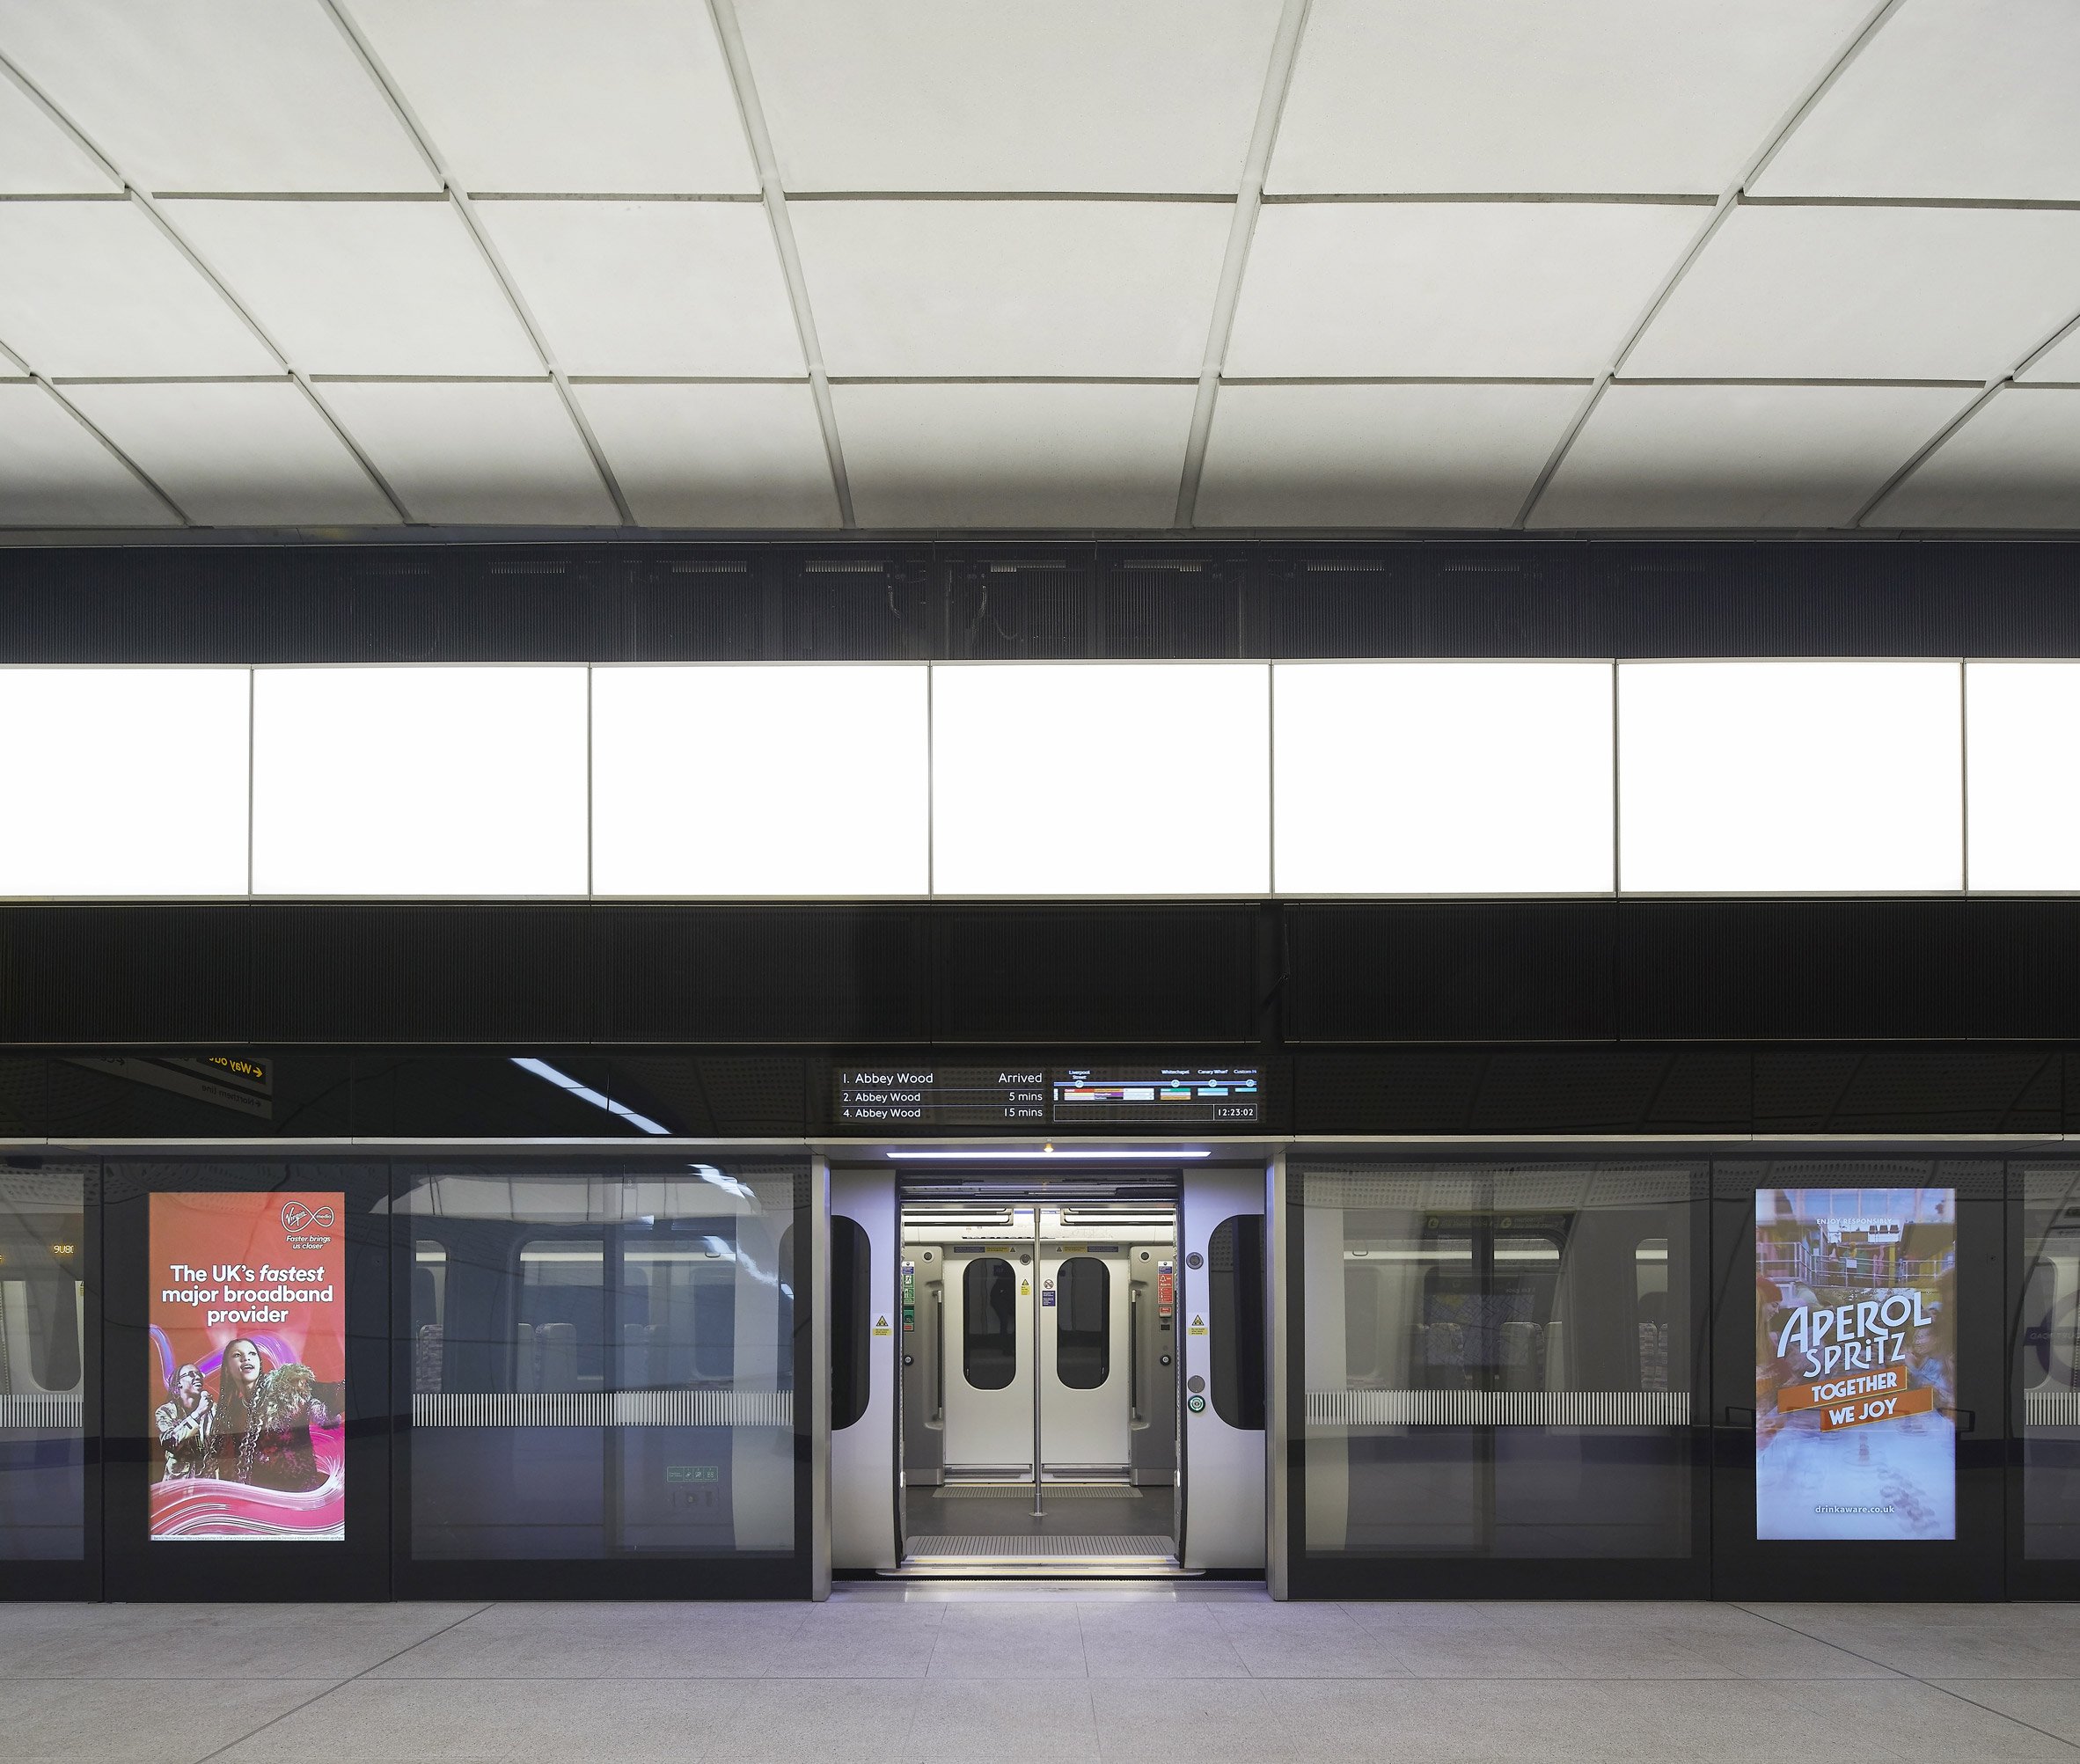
65,380,398,527
1197,382,1584,527
575,382,837,529
735,0,1282,194
1533,383,1974,528
1872,388,2080,529
0,0,434,193
1756,0,2080,201
836,383,1194,529
792,200,1229,377
0,381,171,525
169,200,537,375
1271,0,1873,196
1626,205,2080,380
347,0,756,195
476,201,802,377
0,72,115,193
0,201,276,377
1226,203,1701,378
319,381,616,524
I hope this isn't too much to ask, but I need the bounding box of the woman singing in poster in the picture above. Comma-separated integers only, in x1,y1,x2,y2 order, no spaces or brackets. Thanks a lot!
203,1337,344,1495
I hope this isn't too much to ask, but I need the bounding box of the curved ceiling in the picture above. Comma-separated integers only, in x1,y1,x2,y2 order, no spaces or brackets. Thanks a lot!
0,0,2075,536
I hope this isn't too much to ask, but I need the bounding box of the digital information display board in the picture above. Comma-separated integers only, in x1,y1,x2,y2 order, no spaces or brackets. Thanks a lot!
836,1065,1258,1128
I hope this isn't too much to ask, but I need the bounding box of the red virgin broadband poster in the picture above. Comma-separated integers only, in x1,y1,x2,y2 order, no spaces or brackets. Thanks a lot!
148,1192,347,1541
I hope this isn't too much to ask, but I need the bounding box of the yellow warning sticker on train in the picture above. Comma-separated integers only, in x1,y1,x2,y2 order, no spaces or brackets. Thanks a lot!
873,1314,891,1336
1188,1314,1207,1335
1021,1279,1031,1295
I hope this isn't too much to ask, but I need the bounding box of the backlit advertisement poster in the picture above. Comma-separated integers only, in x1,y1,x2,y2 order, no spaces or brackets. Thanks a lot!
148,1192,346,1541
1756,1187,1956,1541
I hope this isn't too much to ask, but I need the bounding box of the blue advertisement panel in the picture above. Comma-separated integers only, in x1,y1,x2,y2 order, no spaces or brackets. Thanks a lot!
1755,1188,1956,1541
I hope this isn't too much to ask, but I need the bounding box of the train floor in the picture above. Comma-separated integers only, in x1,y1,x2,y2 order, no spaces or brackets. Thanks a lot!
7,1594,2080,1760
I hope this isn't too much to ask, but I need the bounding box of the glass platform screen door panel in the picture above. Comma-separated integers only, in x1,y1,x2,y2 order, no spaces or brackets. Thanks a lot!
400,1160,809,1598
1293,1160,1708,1598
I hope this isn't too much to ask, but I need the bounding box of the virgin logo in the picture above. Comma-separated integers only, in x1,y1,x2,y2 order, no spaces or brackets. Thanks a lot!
280,1202,335,1233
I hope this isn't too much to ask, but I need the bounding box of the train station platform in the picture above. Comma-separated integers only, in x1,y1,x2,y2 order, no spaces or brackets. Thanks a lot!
4,1589,2078,1761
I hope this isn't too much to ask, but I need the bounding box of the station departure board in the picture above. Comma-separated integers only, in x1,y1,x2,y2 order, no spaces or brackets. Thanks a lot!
836,1065,1258,1128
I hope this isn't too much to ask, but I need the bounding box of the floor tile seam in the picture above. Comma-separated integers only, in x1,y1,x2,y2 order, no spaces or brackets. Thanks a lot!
1916,1679,2080,1758
1735,1608,2080,1760
184,1600,496,1764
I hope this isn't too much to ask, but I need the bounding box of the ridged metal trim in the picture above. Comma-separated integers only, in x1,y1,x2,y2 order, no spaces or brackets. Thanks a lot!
1306,1388,1691,1428
412,1389,793,1429
0,1393,83,1430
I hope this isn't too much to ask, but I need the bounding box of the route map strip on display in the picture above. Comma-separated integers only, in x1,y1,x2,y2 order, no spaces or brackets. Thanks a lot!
835,1065,1259,1127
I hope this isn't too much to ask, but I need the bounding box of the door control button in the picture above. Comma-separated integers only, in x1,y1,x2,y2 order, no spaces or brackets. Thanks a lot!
1185,1251,1204,1270
1159,1353,1171,1366
1187,1394,1206,1413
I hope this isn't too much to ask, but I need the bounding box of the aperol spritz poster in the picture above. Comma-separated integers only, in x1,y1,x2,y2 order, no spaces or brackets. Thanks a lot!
1755,1187,1956,1541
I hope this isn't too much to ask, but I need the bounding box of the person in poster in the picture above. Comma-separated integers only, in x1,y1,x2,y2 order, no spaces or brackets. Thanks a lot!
1755,1186,1957,1541
153,1364,213,1481
148,1191,348,1541
201,1337,343,1493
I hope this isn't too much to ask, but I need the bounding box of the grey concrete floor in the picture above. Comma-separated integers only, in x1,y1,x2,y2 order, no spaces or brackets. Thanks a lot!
6,1590,2080,1761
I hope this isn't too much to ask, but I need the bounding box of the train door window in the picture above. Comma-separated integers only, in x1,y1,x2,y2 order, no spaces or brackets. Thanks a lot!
518,1239,604,1393
1635,1238,1670,1392
1207,1216,1265,1429
412,1241,446,1394
831,1217,870,1430
1055,1256,1109,1390
963,1257,1017,1391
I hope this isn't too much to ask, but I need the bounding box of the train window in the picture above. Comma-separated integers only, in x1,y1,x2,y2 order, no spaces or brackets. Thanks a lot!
963,1257,1018,1391
831,1217,871,1430
1055,1256,1109,1390
1208,1216,1265,1430
519,1239,604,1392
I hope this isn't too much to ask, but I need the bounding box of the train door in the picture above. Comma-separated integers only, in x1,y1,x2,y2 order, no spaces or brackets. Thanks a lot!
939,1209,1036,1479
1037,1207,1152,1479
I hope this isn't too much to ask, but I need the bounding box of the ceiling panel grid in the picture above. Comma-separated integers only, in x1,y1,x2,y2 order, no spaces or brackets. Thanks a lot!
0,1,2075,532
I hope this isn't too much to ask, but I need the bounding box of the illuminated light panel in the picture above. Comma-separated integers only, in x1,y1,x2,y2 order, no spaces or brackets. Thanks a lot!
1965,662,2080,889
0,667,249,897
1618,660,1962,893
931,662,1270,895
252,665,589,896
1274,660,1614,894
591,663,928,895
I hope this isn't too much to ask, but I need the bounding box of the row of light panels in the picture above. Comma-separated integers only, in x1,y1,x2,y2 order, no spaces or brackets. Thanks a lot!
0,660,2068,898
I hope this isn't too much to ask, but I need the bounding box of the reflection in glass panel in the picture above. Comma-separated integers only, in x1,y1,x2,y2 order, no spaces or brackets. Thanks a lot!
1055,1257,1109,1391
1299,1163,1698,1560
0,1167,87,1560
963,1258,1017,1391
405,1163,802,1560
2020,1167,2080,1558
